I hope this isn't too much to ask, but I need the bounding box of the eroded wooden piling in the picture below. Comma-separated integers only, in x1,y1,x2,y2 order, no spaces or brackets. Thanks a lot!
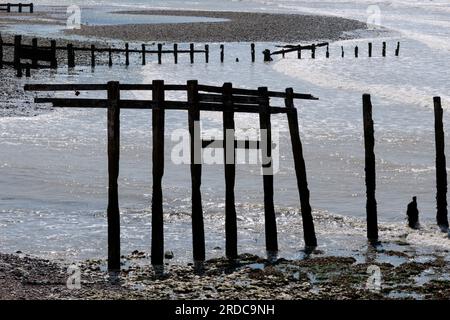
368,42,372,58
285,88,317,248
223,82,238,259
141,44,146,65
91,44,95,68
190,43,194,64
362,94,378,243
187,80,205,262
258,87,278,253
173,43,178,64
67,43,75,68
251,43,255,62
125,43,129,66
220,44,224,63
107,81,121,271
382,42,386,57
151,80,165,265
434,96,449,229
158,43,162,64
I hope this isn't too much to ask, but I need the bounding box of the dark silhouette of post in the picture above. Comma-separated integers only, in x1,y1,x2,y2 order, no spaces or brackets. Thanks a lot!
205,44,209,63
363,94,378,243
382,42,386,57
220,44,224,63
326,44,329,58
158,43,162,64
107,81,121,271
311,44,316,59
285,88,317,248
125,43,129,66
368,42,372,57
223,83,238,259
173,43,178,64
151,80,165,265
67,43,75,68
258,87,278,253
263,49,272,62
187,80,205,262
190,43,194,64
90,44,95,68
434,96,449,229
406,196,419,229
355,46,359,58
13,35,21,69
141,44,146,65
50,40,57,69
251,43,255,62
341,46,344,58
108,47,112,67
395,42,400,56
31,38,37,68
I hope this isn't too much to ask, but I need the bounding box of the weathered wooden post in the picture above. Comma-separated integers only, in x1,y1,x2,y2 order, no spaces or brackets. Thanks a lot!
285,88,317,248
151,80,166,265
382,42,386,57
125,43,129,66
13,35,22,69
173,43,178,64
205,44,209,63
157,43,162,64
258,87,278,253
434,96,449,230
297,47,301,59
141,44,146,65
7,3,11,12
18,3,22,13
341,46,344,58
31,38,37,68
355,45,359,58
326,44,329,58
50,40,57,69
107,81,121,272
108,47,112,67
395,42,400,56
25,63,30,77
368,42,372,58
30,3,33,13
220,44,224,63
187,80,205,262
251,43,255,62
362,94,378,243
67,44,75,68
311,44,316,59
223,82,238,259
190,43,194,64
263,49,272,62
90,44,95,68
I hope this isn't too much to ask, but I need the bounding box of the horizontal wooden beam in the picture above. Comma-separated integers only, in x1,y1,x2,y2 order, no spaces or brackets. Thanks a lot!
33,98,292,114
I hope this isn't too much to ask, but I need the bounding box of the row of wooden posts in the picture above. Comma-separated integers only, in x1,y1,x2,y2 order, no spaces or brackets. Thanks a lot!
264,41,401,61
24,81,318,271
0,3,33,13
0,35,260,77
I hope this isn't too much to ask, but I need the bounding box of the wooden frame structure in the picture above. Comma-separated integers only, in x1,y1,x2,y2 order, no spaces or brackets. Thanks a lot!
24,80,318,271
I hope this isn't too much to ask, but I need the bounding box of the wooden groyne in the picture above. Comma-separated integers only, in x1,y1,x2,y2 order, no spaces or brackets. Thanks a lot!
0,3,33,13
24,81,319,270
265,41,401,61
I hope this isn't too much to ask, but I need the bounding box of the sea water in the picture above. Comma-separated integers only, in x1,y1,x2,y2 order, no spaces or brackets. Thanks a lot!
1,0,450,264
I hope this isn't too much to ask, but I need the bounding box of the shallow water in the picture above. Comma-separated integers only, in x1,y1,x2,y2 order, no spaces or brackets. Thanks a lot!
1,1,450,264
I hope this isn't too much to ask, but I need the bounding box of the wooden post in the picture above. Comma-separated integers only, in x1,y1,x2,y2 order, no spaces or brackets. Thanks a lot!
125,43,129,66
30,3,33,13
311,44,316,59
263,49,272,62
204,44,209,63
151,80,165,265
7,3,10,12
285,88,317,248
50,40,57,69
25,63,30,77
158,43,162,64
326,44,329,58
18,3,22,13
362,94,378,243
141,44,146,65
368,42,372,57
190,43,194,64
220,44,224,63
395,42,400,56
90,44,95,68
16,64,22,77
187,80,205,262
251,43,255,62
258,87,278,253
173,43,178,64
355,46,359,58
13,35,21,69
382,42,386,57
223,82,238,259
434,96,449,229
107,81,121,272
297,47,301,59
108,47,112,67
31,38,37,68
341,46,344,58
67,44,75,68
